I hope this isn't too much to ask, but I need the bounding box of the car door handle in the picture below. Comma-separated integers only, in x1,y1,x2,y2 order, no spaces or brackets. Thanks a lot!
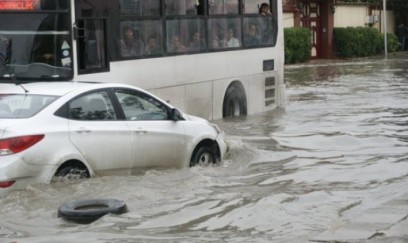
76,128,91,134
133,130,147,135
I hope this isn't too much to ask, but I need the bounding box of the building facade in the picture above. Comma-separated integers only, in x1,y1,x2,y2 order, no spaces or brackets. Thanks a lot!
282,0,395,59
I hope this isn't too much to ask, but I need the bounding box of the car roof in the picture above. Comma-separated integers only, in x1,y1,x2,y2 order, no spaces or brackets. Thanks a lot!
0,81,139,96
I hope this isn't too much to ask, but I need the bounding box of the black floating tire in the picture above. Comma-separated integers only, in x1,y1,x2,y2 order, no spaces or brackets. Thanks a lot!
58,198,127,223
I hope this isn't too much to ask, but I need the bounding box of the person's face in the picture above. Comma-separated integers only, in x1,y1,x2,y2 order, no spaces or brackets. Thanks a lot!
148,38,157,47
262,6,270,14
124,29,134,40
211,36,219,48
173,36,181,47
249,25,257,36
192,33,199,43
227,29,234,39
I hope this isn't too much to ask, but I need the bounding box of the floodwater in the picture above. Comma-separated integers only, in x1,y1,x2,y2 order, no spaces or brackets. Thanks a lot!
1,53,408,243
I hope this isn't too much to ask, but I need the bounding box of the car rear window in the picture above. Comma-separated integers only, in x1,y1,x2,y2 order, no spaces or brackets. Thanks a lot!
0,94,58,118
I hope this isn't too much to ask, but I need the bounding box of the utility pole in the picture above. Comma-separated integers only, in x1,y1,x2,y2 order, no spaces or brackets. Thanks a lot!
383,0,388,58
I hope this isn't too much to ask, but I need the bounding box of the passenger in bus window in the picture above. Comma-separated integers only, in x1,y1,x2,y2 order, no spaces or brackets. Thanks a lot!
222,27,240,48
210,34,221,49
245,23,261,47
144,34,162,55
259,3,271,15
168,35,187,53
189,31,205,51
120,25,144,58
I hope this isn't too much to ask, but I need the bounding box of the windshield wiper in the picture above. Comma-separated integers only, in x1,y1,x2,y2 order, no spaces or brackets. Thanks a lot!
0,40,29,93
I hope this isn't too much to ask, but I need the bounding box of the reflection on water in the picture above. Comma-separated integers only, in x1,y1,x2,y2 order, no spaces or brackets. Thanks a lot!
1,53,408,242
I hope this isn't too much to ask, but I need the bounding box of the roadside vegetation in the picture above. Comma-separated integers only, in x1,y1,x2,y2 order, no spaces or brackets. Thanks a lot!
284,27,311,64
284,26,400,64
334,27,400,58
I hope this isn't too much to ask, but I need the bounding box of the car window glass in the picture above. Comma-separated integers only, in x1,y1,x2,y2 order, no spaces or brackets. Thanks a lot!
0,94,57,119
115,89,169,121
69,91,116,121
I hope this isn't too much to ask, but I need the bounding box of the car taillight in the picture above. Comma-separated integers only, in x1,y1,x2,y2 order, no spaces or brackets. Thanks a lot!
0,181,15,188
0,135,44,155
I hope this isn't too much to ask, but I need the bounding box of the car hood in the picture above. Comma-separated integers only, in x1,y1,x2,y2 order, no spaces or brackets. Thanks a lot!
183,114,208,123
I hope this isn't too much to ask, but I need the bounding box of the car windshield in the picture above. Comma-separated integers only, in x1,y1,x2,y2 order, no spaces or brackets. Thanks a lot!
0,94,58,118
0,1,73,81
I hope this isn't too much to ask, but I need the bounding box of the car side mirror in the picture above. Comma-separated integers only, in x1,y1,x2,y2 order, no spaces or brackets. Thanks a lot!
170,108,183,121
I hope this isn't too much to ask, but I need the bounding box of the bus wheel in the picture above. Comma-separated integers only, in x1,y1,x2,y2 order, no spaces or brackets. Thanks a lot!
223,84,247,117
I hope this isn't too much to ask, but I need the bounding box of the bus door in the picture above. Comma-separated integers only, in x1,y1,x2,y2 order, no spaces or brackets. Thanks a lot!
74,18,109,74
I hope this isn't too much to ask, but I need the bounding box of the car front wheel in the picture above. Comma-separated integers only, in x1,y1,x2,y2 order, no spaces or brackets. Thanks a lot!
191,146,216,167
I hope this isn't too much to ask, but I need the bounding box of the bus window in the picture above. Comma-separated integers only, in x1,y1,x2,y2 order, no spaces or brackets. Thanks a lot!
0,9,72,81
118,20,164,58
31,14,71,66
258,15,274,45
243,19,261,47
166,19,205,53
139,20,163,56
120,0,160,16
165,0,197,16
209,0,238,15
76,18,109,73
225,0,239,14
118,21,144,58
208,18,241,49
243,0,267,14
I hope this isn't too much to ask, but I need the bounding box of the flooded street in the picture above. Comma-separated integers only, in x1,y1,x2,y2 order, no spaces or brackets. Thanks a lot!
1,53,408,243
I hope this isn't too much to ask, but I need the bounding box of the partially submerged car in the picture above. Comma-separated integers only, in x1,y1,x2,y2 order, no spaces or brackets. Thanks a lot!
0,82,227,197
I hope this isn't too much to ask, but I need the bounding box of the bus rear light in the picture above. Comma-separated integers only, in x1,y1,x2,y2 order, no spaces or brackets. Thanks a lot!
0,181,15,188
0,135,44,155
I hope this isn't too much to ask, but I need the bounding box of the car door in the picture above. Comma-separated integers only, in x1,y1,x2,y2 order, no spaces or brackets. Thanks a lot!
68,90,132,174
114,88,187,168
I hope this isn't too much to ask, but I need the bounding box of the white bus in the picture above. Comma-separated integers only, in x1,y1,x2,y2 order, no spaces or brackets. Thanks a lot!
0,0,284,120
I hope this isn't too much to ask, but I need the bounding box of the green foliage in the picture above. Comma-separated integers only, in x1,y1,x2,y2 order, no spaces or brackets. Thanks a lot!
334,27,399,58
284,27,311,64
382,32,401,52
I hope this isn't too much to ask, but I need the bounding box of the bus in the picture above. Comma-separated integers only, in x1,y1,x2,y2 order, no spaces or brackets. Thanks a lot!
0,0,284,120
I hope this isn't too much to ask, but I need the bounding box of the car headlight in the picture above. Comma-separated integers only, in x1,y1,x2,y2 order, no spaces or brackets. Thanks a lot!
210,123,221,134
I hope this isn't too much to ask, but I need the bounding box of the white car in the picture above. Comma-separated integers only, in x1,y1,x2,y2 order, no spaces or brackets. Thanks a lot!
0,82,227,198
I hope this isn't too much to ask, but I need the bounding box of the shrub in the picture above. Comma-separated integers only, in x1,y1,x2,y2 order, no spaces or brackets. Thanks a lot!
334,27,399,58
284,27,311,64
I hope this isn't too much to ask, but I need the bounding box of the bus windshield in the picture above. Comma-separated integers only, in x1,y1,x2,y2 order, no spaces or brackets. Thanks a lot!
0,0,72,81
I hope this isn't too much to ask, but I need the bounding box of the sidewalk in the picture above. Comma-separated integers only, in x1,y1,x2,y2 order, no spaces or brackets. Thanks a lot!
311,193,408,242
